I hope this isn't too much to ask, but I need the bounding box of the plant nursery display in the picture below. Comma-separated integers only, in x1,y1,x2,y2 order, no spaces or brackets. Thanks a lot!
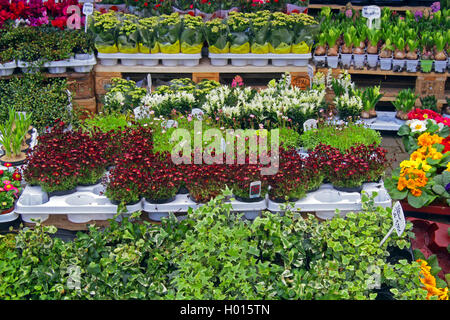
393,89,419,121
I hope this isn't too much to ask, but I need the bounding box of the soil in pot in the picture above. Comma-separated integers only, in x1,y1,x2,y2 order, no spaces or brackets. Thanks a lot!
386,245,414,265
0,153,27,167
372,284,395,300
234,195,264,203
332,184,363,193
145,196,176,204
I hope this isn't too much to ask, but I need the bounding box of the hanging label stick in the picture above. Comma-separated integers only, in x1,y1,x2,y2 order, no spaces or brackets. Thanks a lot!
379,201,406,247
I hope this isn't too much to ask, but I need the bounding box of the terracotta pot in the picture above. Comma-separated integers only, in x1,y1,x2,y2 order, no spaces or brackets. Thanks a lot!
361,110,371,119
369,109,377,118
395,110,409,121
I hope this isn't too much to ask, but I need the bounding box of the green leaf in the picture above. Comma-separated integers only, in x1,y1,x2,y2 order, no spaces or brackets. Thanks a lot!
407,191,434,208
438,125,450,138
397,125,411,136
432,184,446,196
413,248,426,261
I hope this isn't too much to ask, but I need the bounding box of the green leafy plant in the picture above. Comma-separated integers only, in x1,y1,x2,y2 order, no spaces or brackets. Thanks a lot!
392,89,418,113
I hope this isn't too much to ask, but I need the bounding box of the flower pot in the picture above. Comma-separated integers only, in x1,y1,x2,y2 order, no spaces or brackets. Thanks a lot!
1,207,14,215
405,59,419,73
380,56,393,70
340,53,352,69
0,61,16,76
395,110,410,121
434,59,447,73
244,211,260,220
361,110,371,119
0,154,27,167
47,188,77,198
78,179,102,187
148,212,169,221
177,186,189,194
392,59,405,72
332,184,363,193
307,186,320,193
369,109,377,118
145,196,176,204
313,54,326,68
366,54,378,69
269,196,299,203
400,200,450,216
234,195,264,203
110,198,141,206
327,55,339,69
75,53,94,60
420,59,433,73
353,54,366,69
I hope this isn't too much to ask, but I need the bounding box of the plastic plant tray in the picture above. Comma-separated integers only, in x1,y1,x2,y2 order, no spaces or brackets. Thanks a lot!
267,182,391,219
16,183,142,224
0,207,19,224
209,52,311,67
17,56,96,74
359,111,405,131
143,194,267,221
97,53,202,67
0,60,17,76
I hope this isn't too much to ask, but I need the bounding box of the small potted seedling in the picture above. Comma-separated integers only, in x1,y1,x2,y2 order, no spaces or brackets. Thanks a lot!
380,38,394,70
393,34,406,72
340,25,355,69
366,28,380,69
326,27,340,69
313,33,327,68
392,88,418,120
405,38,419,72
0,107,31,166
433,32,447,73
420,32,434,73
352,26,366,70
359,85,383,119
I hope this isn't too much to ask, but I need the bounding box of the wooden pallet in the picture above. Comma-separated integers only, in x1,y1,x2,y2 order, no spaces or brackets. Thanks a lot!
316,67,449,110
94,58,312,109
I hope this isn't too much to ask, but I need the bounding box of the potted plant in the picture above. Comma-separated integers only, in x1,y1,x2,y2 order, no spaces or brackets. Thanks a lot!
380,38,394,71
420,32,434,73
91,11,120,53
393,33,407,72
325,27,340,69
157,12,182,54
340,25,355,69
359,85,383,119
228,12,251,54
0,48,15,77
204,18,230,54
269,12,294,55
180,14,204,54
117,16,139,54
138,17,160,54
393,89,418,120
333,92,363,122
228,163,268,202
0,107,29,166
366,28,381,69
405,38,420,73
433,32,447,73
186,164,228,204
313,32,327,67
352,26,366,70
73,31,95,60
249,11,270,55
105,163,142,206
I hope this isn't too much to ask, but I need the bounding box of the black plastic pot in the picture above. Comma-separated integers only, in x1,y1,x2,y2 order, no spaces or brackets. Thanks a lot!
110,198,141,206
372,284,395,300
0,157,27,167
177,186,189,195
386,245,415,265
269,196,300,204
234,195,264,203
332,184,363,193
145,196,176,204
47,188,77,198
0,217,21,231
78,179,102,187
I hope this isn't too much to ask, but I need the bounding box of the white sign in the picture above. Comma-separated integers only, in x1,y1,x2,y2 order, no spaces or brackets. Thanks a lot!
379,201,406,246
191,108,204,120
162,120,178,129
83,3,94,15
391,201,406,236
249,181,261,199
362,6,381,19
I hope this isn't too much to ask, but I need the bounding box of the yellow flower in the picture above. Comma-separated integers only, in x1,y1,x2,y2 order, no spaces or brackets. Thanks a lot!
397,177,408,191
411,188,422,197
447,162,450,172
411,151,424,161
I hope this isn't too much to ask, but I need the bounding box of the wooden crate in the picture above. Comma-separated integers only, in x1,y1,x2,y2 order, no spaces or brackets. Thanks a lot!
72,97,97,119
67,71,95,99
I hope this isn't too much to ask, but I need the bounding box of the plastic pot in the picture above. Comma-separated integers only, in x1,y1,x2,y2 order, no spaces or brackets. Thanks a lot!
353,54,366,69
392,59,405,72
420,59,433,73
340,53,352,69
327,55,339,69
332,184,363,193
434,59,447,73
406,59,419,72
380,57,393,70
313,54,326,68
145,196,176,204
234,195,264,203
366,54,378,69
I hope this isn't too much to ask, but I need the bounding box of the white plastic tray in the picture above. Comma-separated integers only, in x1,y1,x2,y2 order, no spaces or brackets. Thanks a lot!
97,53,202,67
0,60,17,76
208,52,311,67
0,207,19,223
143,194,267,221
359,111,405,131
17,56,96,74
16,183,142,224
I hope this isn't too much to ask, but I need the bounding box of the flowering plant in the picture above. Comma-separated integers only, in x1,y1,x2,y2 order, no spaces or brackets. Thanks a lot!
0,167,22,210
137,17,159,53
157,12,182,53
227,12,251,54
92,11,120,53
407,108,450,127
416,258,449,300
117,15,140,54
204,18,230,53
269,12,295,54
180,14,204,53
249,11,270,54
291,12,319,54
333,92,363,122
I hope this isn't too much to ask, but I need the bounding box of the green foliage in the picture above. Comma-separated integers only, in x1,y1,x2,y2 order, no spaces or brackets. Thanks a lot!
0,75,71,133
0,193,430,300
392,89,418,113
299,122,382,152
81,111,132,133
102,78,148,114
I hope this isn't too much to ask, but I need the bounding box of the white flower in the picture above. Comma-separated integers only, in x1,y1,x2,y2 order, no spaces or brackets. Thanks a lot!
408,119,427,132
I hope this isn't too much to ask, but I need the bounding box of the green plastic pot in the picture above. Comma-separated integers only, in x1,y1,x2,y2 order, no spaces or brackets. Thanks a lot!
420,59,433,73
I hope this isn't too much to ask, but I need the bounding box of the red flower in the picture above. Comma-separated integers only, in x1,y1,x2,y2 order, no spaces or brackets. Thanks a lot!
4,163,11,168
12,172,21,181
144,2,148,6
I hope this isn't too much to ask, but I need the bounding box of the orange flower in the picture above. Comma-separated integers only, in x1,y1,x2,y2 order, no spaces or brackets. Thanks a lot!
411,188,422,197
397,177,408,191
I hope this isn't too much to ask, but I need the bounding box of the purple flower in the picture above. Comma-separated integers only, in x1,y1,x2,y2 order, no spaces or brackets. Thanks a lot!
431,2,440,13
345,9,352,18
414,10,423,21
445,182,450,193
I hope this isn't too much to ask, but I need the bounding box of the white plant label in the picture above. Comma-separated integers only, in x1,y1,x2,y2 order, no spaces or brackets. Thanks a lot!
362,6,381,29
249,181,261,199
379,201,406,247
162,120,178,129
83,3,94,33
191,108,204,120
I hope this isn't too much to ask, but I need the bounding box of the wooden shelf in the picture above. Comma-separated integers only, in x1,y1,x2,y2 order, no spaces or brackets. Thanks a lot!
95,58,310,74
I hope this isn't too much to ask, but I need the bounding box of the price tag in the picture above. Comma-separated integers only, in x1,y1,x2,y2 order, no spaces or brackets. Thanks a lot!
83,3,94,15
249,181,261,199
362,6,381,29
379,201,406,246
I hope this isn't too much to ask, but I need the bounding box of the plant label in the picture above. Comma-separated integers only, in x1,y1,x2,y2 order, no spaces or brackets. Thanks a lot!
66,5,81,30
191,108,204,120
162,120,178,129
147,74,152,92
391,201,406,237
249,181,261,199
83,3,94,15
362,6,381,29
